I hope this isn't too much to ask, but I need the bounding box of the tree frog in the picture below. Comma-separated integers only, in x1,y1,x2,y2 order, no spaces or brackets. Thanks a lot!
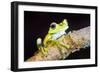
36,19,70,59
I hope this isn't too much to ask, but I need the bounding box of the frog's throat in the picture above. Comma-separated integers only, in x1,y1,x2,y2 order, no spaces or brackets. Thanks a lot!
52,31,66,40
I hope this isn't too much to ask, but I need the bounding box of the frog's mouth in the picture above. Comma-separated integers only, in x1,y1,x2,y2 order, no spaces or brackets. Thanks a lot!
52,31,66,40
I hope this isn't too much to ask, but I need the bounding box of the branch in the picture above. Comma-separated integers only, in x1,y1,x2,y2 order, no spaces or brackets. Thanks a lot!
27,26,90,61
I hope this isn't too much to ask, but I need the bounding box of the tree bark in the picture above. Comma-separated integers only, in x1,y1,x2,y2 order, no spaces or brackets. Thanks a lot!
27,26,90,61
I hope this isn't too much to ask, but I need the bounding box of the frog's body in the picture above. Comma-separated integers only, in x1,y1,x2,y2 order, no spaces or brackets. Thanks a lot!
37,19,70,59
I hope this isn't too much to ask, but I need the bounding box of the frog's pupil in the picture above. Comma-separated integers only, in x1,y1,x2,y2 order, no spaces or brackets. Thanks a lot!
51,24,55,28
50,23,56,29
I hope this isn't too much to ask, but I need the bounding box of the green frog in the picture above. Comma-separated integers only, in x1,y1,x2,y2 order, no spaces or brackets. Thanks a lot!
36,19,70,59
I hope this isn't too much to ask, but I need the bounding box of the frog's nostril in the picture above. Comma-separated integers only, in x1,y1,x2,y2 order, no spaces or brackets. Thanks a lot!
50,22,56,29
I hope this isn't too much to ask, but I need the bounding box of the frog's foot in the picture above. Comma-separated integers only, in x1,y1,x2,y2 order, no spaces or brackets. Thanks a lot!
59,42,70,49
57,43,70,59
57,45,66,59
40,47,48,56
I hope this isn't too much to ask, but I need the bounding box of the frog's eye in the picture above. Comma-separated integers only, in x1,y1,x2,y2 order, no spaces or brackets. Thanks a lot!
50,22,56,29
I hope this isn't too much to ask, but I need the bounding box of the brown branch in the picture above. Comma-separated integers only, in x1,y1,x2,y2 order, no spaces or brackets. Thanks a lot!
27,26,90,61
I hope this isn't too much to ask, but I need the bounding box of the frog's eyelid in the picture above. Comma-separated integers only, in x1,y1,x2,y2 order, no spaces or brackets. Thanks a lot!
50,22,56,26
50,22,56,25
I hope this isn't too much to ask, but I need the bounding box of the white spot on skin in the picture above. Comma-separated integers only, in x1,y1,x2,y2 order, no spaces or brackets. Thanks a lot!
37,38,42,45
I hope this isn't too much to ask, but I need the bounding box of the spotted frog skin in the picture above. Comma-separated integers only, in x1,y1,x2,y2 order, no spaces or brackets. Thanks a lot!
36,19,70,59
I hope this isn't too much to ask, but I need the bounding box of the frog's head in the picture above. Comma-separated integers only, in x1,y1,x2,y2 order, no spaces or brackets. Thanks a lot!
48,19,69,34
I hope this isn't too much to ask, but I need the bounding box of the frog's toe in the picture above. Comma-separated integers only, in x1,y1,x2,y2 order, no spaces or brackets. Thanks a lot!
41,48,48,56
66,45,70,49
44,48,48,52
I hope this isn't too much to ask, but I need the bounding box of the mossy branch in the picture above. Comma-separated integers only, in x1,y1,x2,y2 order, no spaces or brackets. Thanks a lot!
27,26,90,61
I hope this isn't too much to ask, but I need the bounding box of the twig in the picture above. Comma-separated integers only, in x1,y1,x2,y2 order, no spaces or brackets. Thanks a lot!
27,26,90,61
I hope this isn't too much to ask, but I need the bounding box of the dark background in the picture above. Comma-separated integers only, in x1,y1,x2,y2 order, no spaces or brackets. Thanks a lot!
24,11,90,61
